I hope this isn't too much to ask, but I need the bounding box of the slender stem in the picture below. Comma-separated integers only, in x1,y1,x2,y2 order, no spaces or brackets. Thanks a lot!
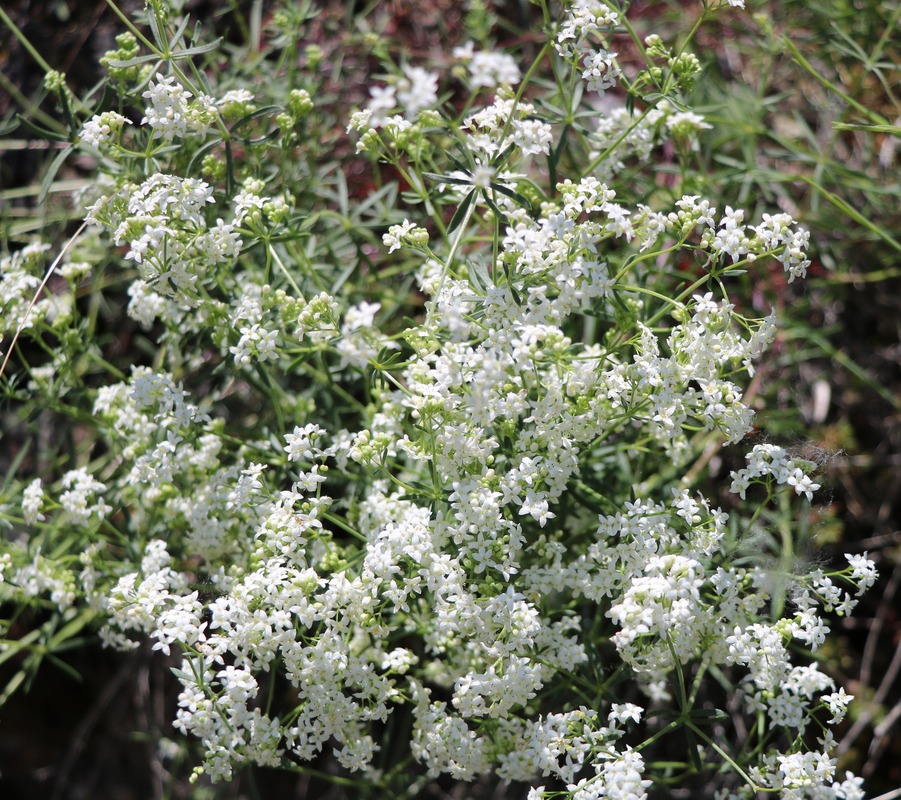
268,242,303,296
322,512,367,542
0,71,63,131
102,0,158,54
782,35,887,125
686,721,775,793
497,41,551,145
0,220,90,381
438,194,478,290
0,6,55,74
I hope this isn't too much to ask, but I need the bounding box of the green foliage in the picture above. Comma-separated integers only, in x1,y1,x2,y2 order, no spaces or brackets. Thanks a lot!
0,0,897,796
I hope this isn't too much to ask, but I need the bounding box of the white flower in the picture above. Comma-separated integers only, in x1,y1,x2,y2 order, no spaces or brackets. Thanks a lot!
776,750,835,788
608,703,643,725
468,163,495,190
80,111,130,149
518,491,556,527
367,84,397,126
59,468,111,527
845,552,878,592
711,206,749,262
581,48,620,94
153,592,206,655
786,467,820,501
513,118,553,156
218,88,254,107
456,45,521,87
597,747,652,800
343,301,380,330
396,65,438,117
824,688,853,724
666,111,712,148
230,323,278,366
141,73,192,140
23,478,45,524
284,423,328,462
383,219,417,253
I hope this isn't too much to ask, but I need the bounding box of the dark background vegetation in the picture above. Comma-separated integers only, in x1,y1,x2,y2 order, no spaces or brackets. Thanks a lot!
1,0,898,797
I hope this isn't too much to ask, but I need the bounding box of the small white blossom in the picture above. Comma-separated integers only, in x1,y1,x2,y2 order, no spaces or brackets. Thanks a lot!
23,478,45,524
454,44,521,87
80,111,130,149
141,73,193,140
581,49,620,94
396,66,438,118
383,219,417,253
513,119,553,156
845,552,878,593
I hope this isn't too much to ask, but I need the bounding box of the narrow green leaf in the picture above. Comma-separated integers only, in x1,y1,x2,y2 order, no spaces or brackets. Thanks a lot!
800,176,901,254
501,259,521,305
491,142,517,169
447,190,475,234
39,145,73,204
0,670,27,707
16,115,69,142
233,129,280,147
44,653,83,683
833,122,901,135
689,708,729,722
491,183,532,211
548,121,570,189
422,172,472,187
467,257,490,293
783,35,888,126
445,151,472,175
186,136,224,175
178,38,223,58
482,190,507,226
225,139,235,196
104,53,161,68
146,8,167,51
0,628,43,668
685,726,702,771
1,436,31,492
48,611,95,649
168,14,192,49
230,105,281,134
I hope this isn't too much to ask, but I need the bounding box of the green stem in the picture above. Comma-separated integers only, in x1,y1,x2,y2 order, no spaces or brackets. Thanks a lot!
322,512,367,542
268,242,304,296
497,41,551,145
782,35,887,125
102,0,158,54
686,721,776,793
0,6,55,74
438,194,478,289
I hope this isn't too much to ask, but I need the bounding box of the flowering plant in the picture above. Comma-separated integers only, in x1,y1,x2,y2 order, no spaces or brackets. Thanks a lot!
0,0,877,797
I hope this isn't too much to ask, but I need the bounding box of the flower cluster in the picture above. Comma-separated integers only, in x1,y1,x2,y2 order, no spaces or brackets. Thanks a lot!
0,2,876,799
453,42,522,88
730,443,821,501
86,171,247,302
0,243,51,335
80,111,131,149
141,72,217,141
365,64,440,125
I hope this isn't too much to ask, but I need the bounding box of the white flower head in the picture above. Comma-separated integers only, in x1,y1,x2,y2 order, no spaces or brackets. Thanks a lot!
396,65,438,118
80,111,130,149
